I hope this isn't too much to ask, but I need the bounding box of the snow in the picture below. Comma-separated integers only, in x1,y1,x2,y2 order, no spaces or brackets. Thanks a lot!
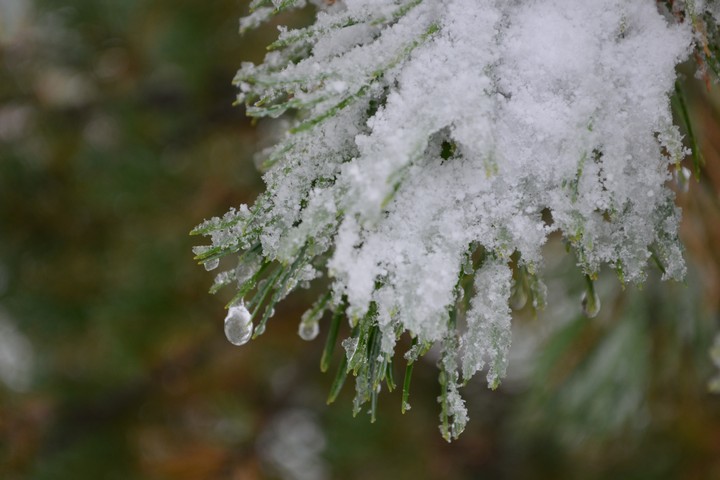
195,0,718,437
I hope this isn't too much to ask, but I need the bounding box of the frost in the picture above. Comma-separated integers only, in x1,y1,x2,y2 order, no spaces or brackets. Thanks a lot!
194,0,717,438
460,259,513,386
203,257,219,271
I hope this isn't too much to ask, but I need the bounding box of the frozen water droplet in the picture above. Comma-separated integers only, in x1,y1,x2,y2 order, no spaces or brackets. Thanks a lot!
204,258,219,271
254,323,266,336
581,290,601,318
673,166,691,193
509,282,527,310
298,320,319,341
224,305,253,346
462,258,474,275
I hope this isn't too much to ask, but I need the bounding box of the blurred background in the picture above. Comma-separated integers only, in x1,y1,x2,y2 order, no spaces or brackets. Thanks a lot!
1,1,719,479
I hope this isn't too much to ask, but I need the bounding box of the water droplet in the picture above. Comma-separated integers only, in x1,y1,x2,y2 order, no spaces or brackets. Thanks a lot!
298,320,319,341
674,166,691,193
581,290,601,318
462,258,473,275
224,305,253,346
509,282,527,310
204,258,219,271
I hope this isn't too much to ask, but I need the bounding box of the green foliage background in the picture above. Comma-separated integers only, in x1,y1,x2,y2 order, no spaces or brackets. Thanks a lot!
1,1,719,479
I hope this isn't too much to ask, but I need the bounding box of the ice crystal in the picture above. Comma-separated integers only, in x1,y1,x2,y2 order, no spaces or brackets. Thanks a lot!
193,0,720,438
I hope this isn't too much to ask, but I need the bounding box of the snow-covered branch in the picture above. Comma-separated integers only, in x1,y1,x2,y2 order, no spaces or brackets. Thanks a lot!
194,0,720,439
